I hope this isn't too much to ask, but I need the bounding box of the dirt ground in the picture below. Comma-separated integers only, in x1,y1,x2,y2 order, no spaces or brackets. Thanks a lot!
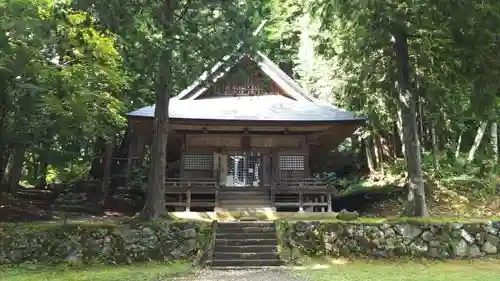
0,189,137,223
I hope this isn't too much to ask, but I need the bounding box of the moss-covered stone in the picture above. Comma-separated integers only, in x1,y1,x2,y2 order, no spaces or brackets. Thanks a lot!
0,220,211,265
278,220,500,261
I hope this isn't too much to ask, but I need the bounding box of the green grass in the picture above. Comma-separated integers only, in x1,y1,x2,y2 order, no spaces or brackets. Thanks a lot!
277,214,500,223
293,259,500,281
0,261,192,281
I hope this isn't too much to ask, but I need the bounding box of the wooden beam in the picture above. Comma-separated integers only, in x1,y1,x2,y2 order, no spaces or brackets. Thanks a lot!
299,191,304,212
176,130,306,135
186,188,191,212
170,123,332,132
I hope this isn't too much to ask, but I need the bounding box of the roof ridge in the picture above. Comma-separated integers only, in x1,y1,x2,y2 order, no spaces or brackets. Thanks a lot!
173,20,322,102
254,52,313,102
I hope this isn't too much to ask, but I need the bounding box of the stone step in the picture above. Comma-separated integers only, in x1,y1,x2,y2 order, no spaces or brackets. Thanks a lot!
211,259,283,267
217,225,276,234
216,232,276,240
214,252,279,260
218,221,275,227
214,245,278,253
215,238,278,246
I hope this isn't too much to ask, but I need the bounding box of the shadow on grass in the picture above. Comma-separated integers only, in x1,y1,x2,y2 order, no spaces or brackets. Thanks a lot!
0,261,193,281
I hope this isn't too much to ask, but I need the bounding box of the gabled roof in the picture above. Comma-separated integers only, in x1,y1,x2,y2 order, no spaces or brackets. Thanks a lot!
127,95,364,123
127,21,365,124
174,51,312,102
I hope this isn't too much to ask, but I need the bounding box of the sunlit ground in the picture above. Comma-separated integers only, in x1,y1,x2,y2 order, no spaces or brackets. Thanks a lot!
292,258,500,281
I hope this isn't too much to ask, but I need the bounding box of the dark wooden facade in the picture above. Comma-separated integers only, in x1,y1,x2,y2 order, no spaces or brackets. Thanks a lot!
125,51,364,212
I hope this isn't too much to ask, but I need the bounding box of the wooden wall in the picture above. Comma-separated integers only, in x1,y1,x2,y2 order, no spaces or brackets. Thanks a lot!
185,134,306,151
179,133,310,184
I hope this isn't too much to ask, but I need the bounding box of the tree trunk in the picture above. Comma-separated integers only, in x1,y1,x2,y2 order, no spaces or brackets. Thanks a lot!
0,147,10,188
372,134,381,170
393,30,428,217
467,122,488,164
491,122,498,167
375,134,385,174
454,131,463,159
418,98,425,147
100,141,114,206
351,135,359,154
364,136,375,173
139,0,176,219
38,161,48,188
396,107,405,158
392,123,399,159
431,122,440,171
89,138,106,179
7,143,27,194
32,155,39,184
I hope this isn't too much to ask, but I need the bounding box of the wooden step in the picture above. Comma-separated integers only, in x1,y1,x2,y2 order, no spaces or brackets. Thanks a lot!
218,201,271,207
218,194,269,198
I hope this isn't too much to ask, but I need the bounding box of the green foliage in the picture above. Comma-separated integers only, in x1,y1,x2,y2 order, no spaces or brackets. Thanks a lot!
0,0,270,189
0,0,127,187
128,161,150,193
258,0,500,211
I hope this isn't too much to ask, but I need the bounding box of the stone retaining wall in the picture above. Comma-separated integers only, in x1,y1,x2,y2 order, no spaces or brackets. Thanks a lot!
0,220,211,264
278,220,500,260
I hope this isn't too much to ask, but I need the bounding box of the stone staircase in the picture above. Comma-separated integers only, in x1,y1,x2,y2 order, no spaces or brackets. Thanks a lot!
217,188,273,211
211,221,282,267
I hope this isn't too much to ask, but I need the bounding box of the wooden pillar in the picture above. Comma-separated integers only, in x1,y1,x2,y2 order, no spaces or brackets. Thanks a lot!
186,187,191,212
215,149,221,209
272,148,279,187
299,190,304,212
179,134,186,179
327,193,332,212
271,148,278,208
303,148,310,178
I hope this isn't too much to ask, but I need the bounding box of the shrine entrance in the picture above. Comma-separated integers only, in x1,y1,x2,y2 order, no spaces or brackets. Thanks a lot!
226,152,262,187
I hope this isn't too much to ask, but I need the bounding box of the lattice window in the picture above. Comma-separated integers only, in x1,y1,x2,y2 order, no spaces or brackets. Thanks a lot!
218,82,265,97
280,155,305,171
183,154,213,170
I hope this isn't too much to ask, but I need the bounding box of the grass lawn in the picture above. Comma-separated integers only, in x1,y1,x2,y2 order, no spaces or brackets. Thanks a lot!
0,261,192,281
293,258,500,281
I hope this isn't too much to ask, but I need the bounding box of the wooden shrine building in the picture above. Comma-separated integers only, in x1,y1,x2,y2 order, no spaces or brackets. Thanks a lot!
126,50,365,212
